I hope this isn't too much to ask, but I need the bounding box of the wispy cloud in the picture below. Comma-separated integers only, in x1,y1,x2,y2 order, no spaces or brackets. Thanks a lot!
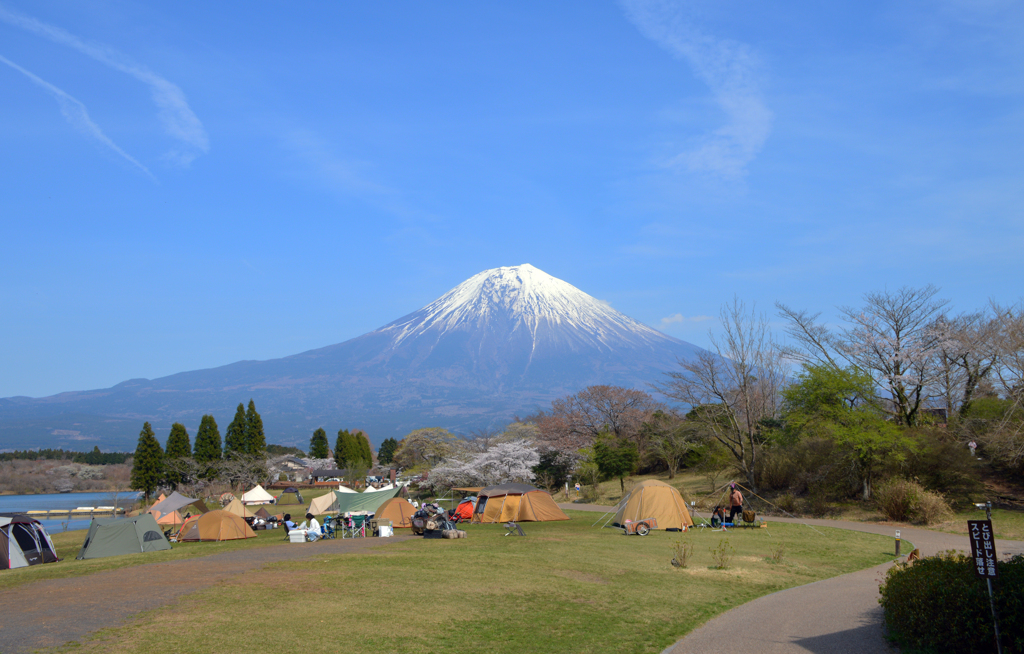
0,4,208,165
661,312,712,326
621,0,772,178
0,53,153,177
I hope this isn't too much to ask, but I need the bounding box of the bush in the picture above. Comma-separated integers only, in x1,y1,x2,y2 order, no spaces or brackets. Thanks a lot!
880,551,1024,653
874,478,954,525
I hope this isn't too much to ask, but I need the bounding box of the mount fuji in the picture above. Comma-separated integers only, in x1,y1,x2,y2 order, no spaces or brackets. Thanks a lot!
0,264,704,450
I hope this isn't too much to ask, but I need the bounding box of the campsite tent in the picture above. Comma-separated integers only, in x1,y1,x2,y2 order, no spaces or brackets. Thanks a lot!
177,510,256,542
222,498,255,519
241,484,275,505
77,514,171,560
363,483,393,493
452,497,476,521
374,498,417,528
307,492,339,516
1,514,58,570
472,483,569,523
611,479,693,530
336,485,358,493
154,509,185,527
148,491,208,517
255,507,272,520
332,486,401,515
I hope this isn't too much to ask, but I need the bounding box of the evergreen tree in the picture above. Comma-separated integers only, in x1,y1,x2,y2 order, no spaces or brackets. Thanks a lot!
593,432,639,494
377,437,398,465
334,429,349,469
130,422,164,502
244,399,266,457
356,431,373,465
165,423,191,459
194,415,222,463
309,428,329,459
335,429,365,468
225,403,247,458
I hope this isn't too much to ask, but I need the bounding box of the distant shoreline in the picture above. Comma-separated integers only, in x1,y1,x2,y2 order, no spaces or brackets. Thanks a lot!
0,488,130,496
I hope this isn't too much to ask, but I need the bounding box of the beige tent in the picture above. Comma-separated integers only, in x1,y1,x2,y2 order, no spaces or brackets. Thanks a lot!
177,510,256,542
307,492,339,516
222,498,255,519
241,484,275,505
472,483,569,523
375,497,417,528
611,479,693,530
154,509,185,526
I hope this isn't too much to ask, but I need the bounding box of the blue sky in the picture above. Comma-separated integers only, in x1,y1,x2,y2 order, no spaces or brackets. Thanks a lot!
2,1,1022,399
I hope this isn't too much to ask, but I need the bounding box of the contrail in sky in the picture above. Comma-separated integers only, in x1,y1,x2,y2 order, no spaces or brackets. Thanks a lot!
0,53,153,178
0,3,208,165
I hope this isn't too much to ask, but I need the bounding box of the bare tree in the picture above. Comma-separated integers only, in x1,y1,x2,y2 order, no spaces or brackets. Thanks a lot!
985,302,1024,466
537,385,662,458
778,285,949,426
659,299,786,491
931,311,999,419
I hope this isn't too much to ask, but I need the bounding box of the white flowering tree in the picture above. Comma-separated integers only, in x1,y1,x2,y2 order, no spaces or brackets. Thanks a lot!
423,439,539,491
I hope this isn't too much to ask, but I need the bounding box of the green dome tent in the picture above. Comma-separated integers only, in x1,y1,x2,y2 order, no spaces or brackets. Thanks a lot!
77,514,171,560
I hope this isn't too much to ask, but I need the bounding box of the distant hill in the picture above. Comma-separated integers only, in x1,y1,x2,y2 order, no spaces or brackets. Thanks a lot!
0,264,703,450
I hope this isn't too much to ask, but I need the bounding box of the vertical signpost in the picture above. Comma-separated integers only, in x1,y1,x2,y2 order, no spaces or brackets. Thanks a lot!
968,517,1002,654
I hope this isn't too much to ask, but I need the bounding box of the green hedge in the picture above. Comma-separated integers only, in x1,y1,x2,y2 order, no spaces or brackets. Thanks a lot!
879,551,1024,653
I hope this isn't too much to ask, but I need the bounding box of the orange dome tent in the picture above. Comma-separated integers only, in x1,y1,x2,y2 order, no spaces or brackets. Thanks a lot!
177,510,256,542
452,497,475,521
374,498,417,528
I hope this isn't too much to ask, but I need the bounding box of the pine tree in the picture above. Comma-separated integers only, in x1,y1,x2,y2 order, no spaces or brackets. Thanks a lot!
309,428,329,459
355,431,373,465
130,422,164,502
225,403,247,458
194,415,222,464
244,399,266,457
342,430,365,467
377,437,398,465
165,423,191,459
334,429,348,469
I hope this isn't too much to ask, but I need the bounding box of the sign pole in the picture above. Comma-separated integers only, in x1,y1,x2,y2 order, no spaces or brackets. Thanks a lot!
969,505,1002,654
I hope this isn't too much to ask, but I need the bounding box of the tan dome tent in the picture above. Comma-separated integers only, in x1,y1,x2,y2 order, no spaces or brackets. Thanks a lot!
177,510,256,542
307,492,339,517
374,498,417,528
472,483,569,523
222,498,255,519
611,480,693,530
241,484,275,505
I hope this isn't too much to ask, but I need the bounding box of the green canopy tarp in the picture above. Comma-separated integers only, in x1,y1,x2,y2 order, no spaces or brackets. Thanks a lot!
333,486,401,514
77,514,172,560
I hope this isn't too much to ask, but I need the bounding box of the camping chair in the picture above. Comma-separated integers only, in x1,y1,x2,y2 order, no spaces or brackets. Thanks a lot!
321,516,337,540
343,514,367,538
503,521,525,537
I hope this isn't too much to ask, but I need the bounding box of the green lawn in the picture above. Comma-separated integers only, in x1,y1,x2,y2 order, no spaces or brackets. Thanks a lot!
60,510,894,654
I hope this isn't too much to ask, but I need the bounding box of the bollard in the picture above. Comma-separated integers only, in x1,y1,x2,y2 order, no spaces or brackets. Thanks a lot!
895,530,901,556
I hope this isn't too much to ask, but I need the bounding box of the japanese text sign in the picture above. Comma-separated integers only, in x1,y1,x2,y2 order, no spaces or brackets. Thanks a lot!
968,520,998,579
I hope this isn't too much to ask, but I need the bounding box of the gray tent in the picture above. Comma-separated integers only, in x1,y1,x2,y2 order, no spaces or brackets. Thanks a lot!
1,514,59,570
148,491,208,517
77,514,171,560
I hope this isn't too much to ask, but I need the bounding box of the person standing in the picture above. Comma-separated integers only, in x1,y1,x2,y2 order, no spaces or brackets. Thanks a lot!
728,484,743,524
575,482,581,498
968,440,978,457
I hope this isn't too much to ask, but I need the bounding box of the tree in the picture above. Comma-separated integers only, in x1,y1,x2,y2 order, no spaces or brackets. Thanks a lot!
309,428,330,459
392,428,459,470
783,364,912,500
193,415,222,465
377,437,399,465
354,430,373,465
225,403,247,457
660,298,786,491
424,440,540,491
165,423,191,459
244,399,266,457
593,433,639,494
532,450,573,491
643,410,699,479
334,429,358,469
778,285,949,427
537,385,662,459
931,311,999,419
130,422,164,502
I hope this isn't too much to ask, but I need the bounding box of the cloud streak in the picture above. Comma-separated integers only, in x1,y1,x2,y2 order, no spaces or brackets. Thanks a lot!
0,4,208,165
661,312,712,326
621,0,772,177
0,53,152,177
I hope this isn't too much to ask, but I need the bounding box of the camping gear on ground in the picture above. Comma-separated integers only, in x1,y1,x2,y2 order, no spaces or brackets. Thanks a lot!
451,497,476,522
331,486,401,516
321,516,338,539
342,513,370,538
503,522,525,537
442,528,466,539
374,498,417,528
367,518,392,536
623,517,658,536
288,530,307,543
1,514,58,570
149,491,209,518
240,484,275,505
77,514,171,560
176,510,256,542
743,510,756,523
472,483,569,524
610,480,693,531
222,498,255,519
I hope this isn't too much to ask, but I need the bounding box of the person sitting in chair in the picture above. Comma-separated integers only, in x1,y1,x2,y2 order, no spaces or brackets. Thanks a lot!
728,484,744,524
305,513,322,541
283,514,296,532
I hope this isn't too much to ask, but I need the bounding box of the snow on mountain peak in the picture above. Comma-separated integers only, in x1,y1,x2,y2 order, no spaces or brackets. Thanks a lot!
379,264,676,351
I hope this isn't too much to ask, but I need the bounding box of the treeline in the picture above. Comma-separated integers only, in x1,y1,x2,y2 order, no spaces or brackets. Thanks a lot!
0,446,131,465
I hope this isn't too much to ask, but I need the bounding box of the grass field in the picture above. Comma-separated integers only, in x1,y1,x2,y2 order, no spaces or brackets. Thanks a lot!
58,510,894,654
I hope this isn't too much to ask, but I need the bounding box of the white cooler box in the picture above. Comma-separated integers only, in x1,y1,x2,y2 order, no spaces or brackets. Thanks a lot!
288,530,307,543
378,525,393,537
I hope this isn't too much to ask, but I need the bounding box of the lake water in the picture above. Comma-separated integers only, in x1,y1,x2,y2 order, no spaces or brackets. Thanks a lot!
0,491,141,533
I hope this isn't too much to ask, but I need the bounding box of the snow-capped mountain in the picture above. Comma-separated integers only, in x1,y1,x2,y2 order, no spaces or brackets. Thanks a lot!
0,265,704,450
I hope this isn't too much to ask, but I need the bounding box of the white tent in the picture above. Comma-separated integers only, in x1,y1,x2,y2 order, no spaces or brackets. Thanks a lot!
337,485,358,494
241,484,275,505
363,484,394,493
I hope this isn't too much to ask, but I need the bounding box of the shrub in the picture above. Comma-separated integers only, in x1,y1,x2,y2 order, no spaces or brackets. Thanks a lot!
774,492,796,514
880,551,1024,653
766,541,786,564
874,478,919,522
671,540,694,568
915,489,953,525
710,538,734,569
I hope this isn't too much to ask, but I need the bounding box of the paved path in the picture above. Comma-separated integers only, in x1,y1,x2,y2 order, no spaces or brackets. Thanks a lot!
558,503,1024,654
0,535,414,653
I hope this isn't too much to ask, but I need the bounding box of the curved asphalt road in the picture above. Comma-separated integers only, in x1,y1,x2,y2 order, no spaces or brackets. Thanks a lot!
558,503,1024,654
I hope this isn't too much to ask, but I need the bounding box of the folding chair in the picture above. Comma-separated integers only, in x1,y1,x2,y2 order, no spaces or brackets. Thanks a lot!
503,521,525,536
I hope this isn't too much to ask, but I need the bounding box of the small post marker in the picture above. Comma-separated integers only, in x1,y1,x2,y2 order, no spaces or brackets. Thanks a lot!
895,530,900,556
